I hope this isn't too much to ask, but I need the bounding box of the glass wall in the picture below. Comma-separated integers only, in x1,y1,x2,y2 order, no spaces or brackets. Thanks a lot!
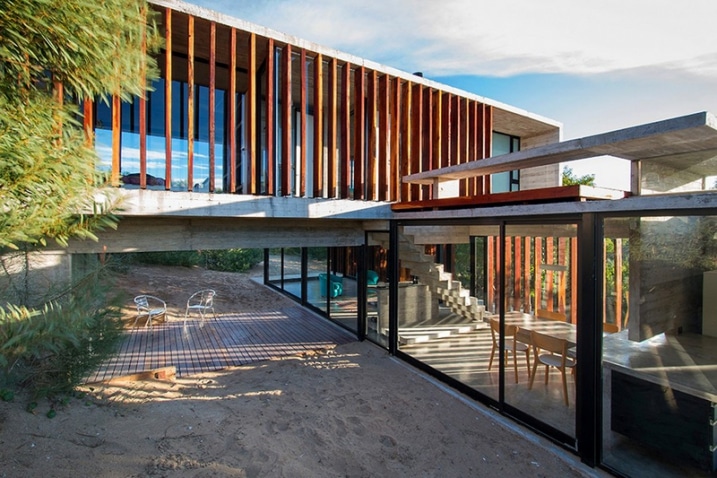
95,77,227,192
601,214,717,477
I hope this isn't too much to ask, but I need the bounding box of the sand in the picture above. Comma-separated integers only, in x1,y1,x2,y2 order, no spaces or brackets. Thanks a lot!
0,264,596,477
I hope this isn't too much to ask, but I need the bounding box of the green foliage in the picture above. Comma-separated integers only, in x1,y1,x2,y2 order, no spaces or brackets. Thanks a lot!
562,166,596,186
126,250,263,273
201,249,263,273
0,272,124,398
0,0,159,250
127,251,202,268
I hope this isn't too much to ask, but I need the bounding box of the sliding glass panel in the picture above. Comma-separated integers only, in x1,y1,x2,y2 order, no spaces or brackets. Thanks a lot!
328,247,358,332
504,223,577,439
398,224,500,403
306,247,328,313
281,247,302,297
602,215,717,477
366,234,389,347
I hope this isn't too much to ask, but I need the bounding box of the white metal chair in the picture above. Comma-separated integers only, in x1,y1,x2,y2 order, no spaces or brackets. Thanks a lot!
133,295,167,328
184,289,217,323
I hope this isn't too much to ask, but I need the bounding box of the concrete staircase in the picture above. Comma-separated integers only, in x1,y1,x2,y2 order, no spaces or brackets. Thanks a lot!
370,228,487,345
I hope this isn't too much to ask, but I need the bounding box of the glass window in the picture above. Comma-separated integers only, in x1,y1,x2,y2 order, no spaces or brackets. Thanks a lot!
491,132,520,193
601,214,717,477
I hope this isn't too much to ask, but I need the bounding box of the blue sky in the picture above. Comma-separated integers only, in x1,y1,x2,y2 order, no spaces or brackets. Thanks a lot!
189,0,717,189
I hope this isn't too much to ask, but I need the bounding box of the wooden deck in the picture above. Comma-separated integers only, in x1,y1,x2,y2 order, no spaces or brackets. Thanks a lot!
87,306,354,382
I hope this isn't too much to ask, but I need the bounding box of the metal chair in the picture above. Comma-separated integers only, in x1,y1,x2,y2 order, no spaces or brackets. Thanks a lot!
184,289,217,323
133,295,167,328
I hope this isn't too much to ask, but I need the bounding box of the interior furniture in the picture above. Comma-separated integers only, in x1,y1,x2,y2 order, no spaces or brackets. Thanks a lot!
488,318,531,383
529,329,577,406
318,273,343,298
367,270,380,285
133,295,167,328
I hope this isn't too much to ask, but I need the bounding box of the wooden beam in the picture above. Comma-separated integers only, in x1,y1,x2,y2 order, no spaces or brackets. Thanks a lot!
187,14,195,192
164,7,172,191
313,53,323,197
327,57,338,197
390,78,401,202
483,104,493,194
410,82,422,201
378,73,389,201
247,33,257,194
353,66,365,200
423,87,433,199
112,94,121,186
300,48,307,197
209,21,216,192
228,27,237,193
524,236,532,311
266,38,275,195
83,99,93,147
400,80,411,202
433,90,442,170
340,62,351,198
281,44,292,196
367,70,377,200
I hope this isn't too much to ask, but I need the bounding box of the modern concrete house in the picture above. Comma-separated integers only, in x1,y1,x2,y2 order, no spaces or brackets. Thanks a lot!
21,1,717,476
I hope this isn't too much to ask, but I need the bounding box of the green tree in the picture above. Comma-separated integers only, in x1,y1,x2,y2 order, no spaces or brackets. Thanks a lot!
561,166,596,186
0,0,160,249
0,0,159,397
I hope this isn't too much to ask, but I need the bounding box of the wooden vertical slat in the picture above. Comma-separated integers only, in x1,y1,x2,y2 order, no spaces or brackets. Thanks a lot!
313,53,323,197
514,237,522,312
524,237,532,312
505,236,513,310
340,62,351,198
433,90,443,170
400,80,411,202
410,83,422,201
164,7,172,191
300,48,307,197
327,57,338,198
534,237,542,311
187,14,194,192
353,66,365,200
111,94,121,186
441,92,450,170
209,21,216,192
422,88,433,199
378,73,389,201
228,27,237,193
615,238,623,328
247,33,257,194
281,44,292,196
266,38,275,195
366,70,377,201
486,236,495,313
139,24,147,189
571,237,579,324
390,77,401,202
558,238,567,314
83,99,93,147
546,238,555,308
483,104,493,194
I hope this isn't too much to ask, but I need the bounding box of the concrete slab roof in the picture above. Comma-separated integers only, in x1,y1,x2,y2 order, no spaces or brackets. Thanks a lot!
405,111,717,184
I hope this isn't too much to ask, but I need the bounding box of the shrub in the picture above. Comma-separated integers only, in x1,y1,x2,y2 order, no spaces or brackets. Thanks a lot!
0,272,124,398
201,249,262,273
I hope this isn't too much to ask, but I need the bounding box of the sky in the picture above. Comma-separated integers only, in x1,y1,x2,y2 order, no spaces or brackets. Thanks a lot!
189,0,717,189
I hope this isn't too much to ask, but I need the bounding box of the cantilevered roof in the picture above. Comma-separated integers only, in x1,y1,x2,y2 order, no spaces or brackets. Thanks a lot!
405,111,717,184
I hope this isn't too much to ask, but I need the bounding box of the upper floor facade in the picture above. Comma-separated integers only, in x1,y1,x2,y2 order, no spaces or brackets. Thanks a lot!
85,0,563,221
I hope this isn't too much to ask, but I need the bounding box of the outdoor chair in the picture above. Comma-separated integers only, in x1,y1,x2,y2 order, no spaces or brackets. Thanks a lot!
133,295,167,328
488,318,531,383
184,289,217,323
528,329,577,406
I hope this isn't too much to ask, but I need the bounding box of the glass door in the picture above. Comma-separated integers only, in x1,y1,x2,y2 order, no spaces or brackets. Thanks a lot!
502,222,578,442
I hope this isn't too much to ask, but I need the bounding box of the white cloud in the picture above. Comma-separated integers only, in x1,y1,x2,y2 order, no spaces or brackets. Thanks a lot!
192,0,717,78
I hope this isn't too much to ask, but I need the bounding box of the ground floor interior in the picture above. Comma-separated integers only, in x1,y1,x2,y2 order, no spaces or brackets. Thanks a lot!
265,211,717,478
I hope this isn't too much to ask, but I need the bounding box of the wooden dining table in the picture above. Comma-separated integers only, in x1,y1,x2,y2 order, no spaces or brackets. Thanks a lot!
502,311,577,348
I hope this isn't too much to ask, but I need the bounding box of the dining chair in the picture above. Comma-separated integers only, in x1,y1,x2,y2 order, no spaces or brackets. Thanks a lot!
529,329,577,406
488,318,531,383
184,289,217,323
